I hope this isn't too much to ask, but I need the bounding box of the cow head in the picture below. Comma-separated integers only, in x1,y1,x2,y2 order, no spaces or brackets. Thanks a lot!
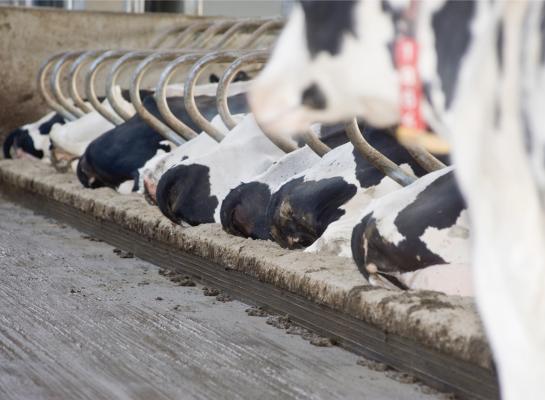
249,0,402,138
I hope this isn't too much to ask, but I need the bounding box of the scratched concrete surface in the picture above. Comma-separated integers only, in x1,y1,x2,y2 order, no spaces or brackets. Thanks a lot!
0,196,447,400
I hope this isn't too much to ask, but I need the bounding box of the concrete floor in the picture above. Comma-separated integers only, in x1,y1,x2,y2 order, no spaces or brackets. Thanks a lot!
0,195,449,400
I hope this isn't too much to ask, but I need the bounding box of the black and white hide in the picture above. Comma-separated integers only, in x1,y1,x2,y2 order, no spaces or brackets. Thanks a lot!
220,123,349,239
49,87,136,165
78,92,247,193
350,167,471,296
3,112,65,160
156,114,289,226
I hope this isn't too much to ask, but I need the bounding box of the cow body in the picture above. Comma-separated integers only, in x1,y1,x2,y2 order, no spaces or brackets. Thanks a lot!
3,112,65,160
249,1,545,396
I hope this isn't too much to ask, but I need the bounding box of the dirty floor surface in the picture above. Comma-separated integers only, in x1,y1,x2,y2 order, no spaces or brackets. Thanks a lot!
0,196,446,400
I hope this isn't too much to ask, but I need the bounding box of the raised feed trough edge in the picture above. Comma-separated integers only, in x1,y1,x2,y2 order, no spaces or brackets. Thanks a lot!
0,159,498,400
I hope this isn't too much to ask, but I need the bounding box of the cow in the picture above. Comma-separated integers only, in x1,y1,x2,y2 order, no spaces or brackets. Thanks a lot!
156,114,301,226
78,92,248,193
248,1,545,397
349,167,471,296
220,123,348,239
137,81,252,202
3,112,65,160
265,127,428,249
49,96,135,172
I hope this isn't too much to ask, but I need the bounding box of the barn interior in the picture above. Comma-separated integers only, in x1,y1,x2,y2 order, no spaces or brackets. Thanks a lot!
0,2,498,399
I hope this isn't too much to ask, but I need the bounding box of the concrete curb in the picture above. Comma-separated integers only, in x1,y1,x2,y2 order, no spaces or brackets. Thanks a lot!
0,159,492,371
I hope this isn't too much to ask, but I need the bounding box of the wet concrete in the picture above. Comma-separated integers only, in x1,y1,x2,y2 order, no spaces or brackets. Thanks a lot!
0,195,447,400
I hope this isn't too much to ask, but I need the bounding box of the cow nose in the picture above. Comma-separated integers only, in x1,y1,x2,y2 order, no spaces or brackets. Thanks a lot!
301,83,327,110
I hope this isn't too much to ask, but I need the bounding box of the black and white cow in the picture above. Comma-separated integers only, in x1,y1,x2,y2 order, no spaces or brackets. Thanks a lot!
350,167,471,296
156,114,287,226
265,127,428,249
3,112,65,160
249,1,545,397
220,123,348,239
78,92,247,193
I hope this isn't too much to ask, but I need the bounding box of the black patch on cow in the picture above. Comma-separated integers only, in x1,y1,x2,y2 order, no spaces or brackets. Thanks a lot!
318,123,349,148
350,215,408,290
268,176,357,249
432,1,474,109
3,128,22,158
38,113,65,135
156,164,218,226
300,0,357,57
220,182,273,240
209,70,250,84
352,171,466,278
14,130,43,159
301,83,327,110
77,156,105,189
496,21,504,72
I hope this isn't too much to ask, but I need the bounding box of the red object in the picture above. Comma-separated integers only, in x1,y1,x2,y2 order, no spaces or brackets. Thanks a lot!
394,36,425,131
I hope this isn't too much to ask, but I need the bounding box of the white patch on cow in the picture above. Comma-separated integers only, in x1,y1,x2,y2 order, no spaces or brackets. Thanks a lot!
247,145,320,191
372,168,453,246
420,209,470,265
117,180,134,194
395,263,473,297
49,99,117,157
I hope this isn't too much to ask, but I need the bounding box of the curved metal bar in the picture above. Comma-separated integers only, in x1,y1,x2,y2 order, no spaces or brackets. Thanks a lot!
212,19,272,50
402,143,446,171
106,50,153,121
303,127,331,156
238,18,284,49
37,52,76,120
171,21,215,49
85,49,128,125
130,51,199,145
154,53,206,140
217,50,268,130
50,50,86,119
184,51,250,141
218,51,326,156
192,20,237,49
68,50,106,115
148,21,207,49
345,118,416,187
